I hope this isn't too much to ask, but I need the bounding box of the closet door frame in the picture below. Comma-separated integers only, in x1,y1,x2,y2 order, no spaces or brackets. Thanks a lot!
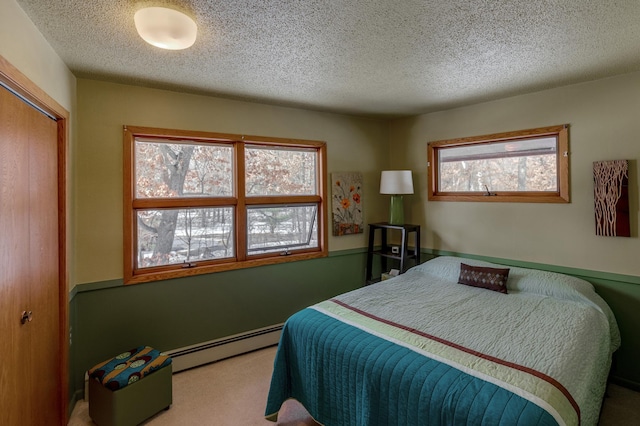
0,54,69,424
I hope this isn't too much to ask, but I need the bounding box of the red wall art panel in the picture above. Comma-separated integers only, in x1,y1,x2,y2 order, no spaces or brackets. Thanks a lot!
593,160,630,237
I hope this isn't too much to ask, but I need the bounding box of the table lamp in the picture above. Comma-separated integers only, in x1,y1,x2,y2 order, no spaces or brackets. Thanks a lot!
380,170,414,225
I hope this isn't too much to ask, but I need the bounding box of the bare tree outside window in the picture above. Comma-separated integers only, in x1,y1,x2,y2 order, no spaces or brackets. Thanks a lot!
137,208,234,267
438,140,557,192
135,141,233,267
124,126,327,284
245,145,317,196
428,125,569,203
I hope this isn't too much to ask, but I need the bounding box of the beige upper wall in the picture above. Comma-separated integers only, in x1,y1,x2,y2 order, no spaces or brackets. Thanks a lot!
6,0,638,282
0,0,76,112
390,71,640,276
75,79,389,285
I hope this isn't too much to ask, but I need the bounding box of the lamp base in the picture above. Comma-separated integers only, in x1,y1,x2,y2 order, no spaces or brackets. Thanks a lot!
389,195,405,225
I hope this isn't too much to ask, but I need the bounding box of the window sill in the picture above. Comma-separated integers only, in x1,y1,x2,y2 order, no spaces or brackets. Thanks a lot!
124,250,328,285
428,192,569,203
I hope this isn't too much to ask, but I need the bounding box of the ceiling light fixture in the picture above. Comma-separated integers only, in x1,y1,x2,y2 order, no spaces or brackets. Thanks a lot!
134,7,197,50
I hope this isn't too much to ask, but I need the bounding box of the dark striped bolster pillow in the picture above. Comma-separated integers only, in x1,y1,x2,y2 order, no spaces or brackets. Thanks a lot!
458,263,510,294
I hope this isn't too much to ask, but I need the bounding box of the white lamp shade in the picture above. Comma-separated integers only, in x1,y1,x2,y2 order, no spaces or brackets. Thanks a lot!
380,170,413,195
380,170,414,194
134,7,197,50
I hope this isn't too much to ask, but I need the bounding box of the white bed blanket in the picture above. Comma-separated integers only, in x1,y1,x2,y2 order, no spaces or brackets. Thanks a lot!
333,256,620,426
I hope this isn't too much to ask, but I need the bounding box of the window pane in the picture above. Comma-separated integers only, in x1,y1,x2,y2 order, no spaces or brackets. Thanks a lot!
135,139,233,198
438,137,558,192
245,145,317,196
137,207,234,268
247,205,318,254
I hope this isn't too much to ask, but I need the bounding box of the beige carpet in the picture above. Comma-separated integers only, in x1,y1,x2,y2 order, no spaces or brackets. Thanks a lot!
68,346,639,425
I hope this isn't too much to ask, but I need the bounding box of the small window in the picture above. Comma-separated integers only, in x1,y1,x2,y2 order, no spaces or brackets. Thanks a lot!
124,126,328,284
428,125,569,203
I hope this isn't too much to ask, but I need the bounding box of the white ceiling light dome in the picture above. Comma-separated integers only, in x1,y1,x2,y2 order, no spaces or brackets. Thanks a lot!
134,7,197,50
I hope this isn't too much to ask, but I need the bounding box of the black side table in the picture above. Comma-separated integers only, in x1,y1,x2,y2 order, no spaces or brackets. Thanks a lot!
365,222,420,285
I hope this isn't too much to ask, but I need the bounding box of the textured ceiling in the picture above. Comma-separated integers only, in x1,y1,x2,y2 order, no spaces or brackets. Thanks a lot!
15,0,640,117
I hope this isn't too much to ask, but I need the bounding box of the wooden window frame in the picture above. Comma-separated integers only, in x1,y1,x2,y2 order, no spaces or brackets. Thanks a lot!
124,126,328,284
427,125,570,203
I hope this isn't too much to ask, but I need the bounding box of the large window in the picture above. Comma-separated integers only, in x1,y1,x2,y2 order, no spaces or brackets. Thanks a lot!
124,126,327,284
427,125,569,203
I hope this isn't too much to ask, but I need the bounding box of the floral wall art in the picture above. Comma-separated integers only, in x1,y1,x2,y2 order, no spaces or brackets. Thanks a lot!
593,160,630,237
331,172,363,236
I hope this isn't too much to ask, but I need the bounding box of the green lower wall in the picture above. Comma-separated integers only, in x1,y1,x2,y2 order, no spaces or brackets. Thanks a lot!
590,278,640,390
68,250,367,400
68,249,640,403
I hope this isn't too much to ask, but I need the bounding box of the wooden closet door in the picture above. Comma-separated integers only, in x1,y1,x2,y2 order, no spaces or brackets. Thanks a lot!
0,84,62,425
0,81,31,425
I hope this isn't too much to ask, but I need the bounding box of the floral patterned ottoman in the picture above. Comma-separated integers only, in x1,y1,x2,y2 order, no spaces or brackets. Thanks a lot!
88,346,172,425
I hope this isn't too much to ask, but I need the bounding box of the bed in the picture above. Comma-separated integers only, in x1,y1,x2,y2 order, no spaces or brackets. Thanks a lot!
265,256,620,426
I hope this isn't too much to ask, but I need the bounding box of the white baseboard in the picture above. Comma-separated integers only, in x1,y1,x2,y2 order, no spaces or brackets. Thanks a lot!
80,325,283,400
165,324,283,373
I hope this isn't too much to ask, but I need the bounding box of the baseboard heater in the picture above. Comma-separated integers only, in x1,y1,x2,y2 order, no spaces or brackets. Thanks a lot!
165,323,284,373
